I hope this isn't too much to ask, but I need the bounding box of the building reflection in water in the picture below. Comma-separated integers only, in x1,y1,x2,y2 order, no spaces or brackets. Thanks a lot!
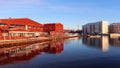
0,40,64,65
45,40,64,54
109,38,120,47
82,36,109,52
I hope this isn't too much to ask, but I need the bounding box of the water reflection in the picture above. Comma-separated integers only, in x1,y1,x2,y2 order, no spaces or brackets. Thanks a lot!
82,36,109,52
0,40,64,66
109,38,120,47
2,37,120,68
45,40,64,54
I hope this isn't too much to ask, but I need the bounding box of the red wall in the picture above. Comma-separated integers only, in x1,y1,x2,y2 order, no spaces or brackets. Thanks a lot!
44,24,55,32
0,18,43,32
44,23,63,32
0,18,64,40
0,18,43,40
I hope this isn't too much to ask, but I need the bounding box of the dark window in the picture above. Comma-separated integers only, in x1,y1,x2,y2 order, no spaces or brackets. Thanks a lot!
10,24,24,27
16,24,24,26
28,26,32,28
10,24,16,26
0,23,7,26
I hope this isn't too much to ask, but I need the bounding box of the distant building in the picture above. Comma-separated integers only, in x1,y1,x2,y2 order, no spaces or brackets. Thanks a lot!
109,23,120,33
82,21,108,35
109,23,120,38
43,23,64,36
0,18,43,40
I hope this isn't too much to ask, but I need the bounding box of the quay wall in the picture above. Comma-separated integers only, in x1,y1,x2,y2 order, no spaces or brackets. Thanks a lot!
0,35,79,48
110,33,120,38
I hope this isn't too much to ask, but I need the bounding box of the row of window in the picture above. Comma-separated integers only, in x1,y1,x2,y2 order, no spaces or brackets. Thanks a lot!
10,33,38,37
44,27,55,30
0,23,7,26
11,24,24,27
2,33,40,37
0,23,24,27
28,26,42,29
0,23,42,29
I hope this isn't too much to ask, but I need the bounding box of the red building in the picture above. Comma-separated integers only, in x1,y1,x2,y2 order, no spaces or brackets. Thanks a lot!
0,18,43,40
43,23,64,36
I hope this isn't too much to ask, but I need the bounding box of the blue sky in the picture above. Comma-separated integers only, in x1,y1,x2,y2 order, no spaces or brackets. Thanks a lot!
0,0,120,29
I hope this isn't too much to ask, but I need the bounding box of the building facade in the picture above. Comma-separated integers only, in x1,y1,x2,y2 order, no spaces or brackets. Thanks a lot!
0,18,43,40
82,21,108,35
43,23,64,36
109,23,120,33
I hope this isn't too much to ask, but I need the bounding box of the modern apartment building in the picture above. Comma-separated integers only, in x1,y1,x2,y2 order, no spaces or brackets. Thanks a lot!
82,21,108,35
109,23,120,38
109,23,120,33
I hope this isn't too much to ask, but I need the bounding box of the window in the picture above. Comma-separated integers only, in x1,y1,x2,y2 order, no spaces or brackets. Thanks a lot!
28,26,32,28
0,23,7,26
36,26,40,29
10,24,16,27
16,24,24,27
10,24,24,27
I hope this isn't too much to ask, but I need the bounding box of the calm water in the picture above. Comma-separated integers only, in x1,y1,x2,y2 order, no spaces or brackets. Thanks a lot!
1,36,120,68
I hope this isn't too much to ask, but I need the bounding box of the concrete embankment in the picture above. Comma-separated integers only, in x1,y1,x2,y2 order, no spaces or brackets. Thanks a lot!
110,33,120,38
0,38,50,48
87,35,101,38
83,34,109,38
0,36,79,48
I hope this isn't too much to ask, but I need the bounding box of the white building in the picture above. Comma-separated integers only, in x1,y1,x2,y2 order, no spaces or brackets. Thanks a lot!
83,21,108,35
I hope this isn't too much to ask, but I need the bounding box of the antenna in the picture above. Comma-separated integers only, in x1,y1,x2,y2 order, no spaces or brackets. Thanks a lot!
77,24,79,30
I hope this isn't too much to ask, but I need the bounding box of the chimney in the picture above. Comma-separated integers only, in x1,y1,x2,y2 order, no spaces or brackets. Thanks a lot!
9,17,11,19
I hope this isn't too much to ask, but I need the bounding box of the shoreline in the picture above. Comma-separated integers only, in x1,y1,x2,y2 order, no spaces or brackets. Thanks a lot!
0,36,79,48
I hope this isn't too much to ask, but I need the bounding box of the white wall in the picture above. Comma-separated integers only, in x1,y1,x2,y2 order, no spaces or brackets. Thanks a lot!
102,21,108,34
83,21,108,35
